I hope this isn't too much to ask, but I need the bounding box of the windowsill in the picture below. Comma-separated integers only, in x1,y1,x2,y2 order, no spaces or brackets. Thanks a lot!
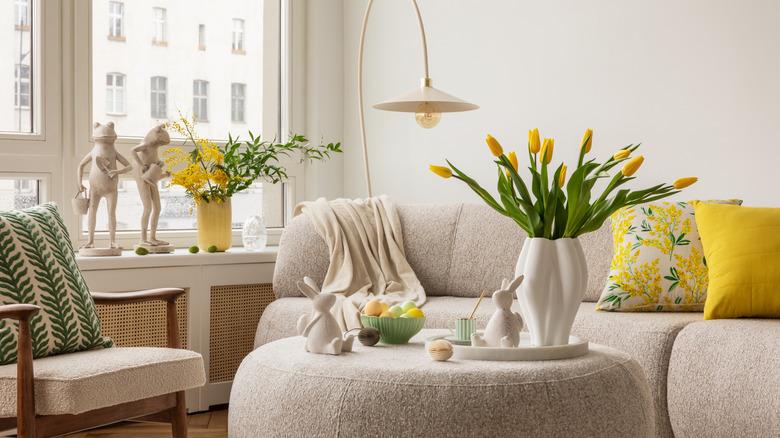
106,112,127,117
77,246,278,271
15,24,31,31
231,49,246,55
107,35,126,42
152,40,168,47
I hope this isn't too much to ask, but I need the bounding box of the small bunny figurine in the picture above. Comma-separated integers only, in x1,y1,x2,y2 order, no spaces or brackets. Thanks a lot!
296,277,354,355
471,275,524,348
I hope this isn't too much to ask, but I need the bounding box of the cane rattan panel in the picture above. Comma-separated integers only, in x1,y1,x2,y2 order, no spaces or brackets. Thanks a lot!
209,283,275,382
96,290,189,349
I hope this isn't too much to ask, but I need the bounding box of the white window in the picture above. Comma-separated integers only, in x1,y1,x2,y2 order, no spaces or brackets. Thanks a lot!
0,177,41,210
108,1,124,39
232,18,245,52
150,76,167,119
105,72,126,115
153,7,167,44
14,0,30,28
231,83,246,123
193,79,209,122
14,64,31,109
198,24,206,50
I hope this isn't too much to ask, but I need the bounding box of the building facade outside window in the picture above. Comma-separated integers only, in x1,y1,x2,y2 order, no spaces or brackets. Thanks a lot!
14,64,31,109
231,83,245,123
150,76,167,119
108,1,124,39
106,72,126,115
198,23,206,50
14,0,30,28
193,79,209,122
232,18,244,53
152,7,167,44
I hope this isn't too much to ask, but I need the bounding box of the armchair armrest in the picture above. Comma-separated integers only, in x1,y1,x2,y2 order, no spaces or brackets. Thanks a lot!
91,288,185,305
91,288,186,349
0,303,40,321
0,304,39,435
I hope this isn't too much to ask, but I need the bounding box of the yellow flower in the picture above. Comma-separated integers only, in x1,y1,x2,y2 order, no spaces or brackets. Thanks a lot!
673,177,698,189
528,128,541,154
486,134,503,157
613,149,631,160
559,164,567,187
429,164,452,179
212,169,229,186
541,138,554,164
581,128,593,153
621,155,644,177
508,151,519,172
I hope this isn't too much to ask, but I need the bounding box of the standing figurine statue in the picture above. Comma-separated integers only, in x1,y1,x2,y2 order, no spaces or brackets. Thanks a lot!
131,124,174,254
75,121,133,256
471,275,525,348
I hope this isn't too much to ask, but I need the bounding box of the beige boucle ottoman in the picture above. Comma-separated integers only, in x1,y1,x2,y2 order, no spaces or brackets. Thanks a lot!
229,330,654,438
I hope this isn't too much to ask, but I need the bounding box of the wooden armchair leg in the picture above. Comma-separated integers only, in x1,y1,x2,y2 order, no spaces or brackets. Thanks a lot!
170,391,188,438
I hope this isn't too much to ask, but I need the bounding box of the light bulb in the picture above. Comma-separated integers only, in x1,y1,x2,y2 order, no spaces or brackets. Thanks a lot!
415,102,441,129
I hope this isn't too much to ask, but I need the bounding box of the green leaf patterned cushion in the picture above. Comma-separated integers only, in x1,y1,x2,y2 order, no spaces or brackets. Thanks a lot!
0,203,111,364
596,200,741,312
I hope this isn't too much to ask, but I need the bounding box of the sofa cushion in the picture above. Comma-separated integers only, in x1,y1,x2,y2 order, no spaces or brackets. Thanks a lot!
273,204,613,301
0,347,205,416
0,203,112,365
667,320,780,438
573,302,702,438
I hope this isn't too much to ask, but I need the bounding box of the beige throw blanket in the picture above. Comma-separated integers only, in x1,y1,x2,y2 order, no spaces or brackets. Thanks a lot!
294,196,426,330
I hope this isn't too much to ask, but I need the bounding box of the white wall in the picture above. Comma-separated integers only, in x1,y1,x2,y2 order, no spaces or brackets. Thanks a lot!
339,0,780,206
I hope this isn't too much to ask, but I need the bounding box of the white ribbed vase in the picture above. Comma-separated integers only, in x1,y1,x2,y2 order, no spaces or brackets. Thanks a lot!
514,238,588,347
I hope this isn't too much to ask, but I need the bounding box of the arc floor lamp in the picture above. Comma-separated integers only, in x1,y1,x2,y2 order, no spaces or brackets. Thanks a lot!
358,0,479,197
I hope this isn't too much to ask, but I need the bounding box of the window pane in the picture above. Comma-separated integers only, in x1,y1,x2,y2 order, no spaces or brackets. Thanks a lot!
0,177,40,210
81,180,279,232
1,0,34,133
92,0,263,139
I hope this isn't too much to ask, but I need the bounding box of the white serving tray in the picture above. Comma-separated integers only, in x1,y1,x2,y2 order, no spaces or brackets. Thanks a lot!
427,333,589,361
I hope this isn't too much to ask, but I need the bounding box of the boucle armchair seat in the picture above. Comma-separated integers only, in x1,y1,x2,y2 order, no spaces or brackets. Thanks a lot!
0,347,206,416
667,320,780,438
232,332,655,437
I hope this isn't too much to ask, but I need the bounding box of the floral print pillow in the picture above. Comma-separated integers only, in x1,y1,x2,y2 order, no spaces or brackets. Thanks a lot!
596,200,741,312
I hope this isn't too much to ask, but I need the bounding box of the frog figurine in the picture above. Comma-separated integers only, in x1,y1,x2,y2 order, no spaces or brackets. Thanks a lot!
76,121,133,256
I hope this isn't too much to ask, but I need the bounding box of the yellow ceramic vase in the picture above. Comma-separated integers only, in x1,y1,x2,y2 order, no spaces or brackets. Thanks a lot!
197,198,232,251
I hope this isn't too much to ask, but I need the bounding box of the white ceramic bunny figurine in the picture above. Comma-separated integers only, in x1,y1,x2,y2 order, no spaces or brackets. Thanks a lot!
296,277,354,355
471,275,524,348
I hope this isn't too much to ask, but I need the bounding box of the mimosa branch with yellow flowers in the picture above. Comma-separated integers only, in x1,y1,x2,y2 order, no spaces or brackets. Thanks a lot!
163,113,342,204
430,129,697,239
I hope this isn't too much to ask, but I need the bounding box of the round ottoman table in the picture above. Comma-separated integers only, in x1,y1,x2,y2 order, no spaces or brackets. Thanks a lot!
229,330,654,437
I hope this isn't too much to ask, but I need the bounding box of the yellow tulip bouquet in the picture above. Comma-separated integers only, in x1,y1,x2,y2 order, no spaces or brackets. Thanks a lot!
430,129,697,239
164,114,341,203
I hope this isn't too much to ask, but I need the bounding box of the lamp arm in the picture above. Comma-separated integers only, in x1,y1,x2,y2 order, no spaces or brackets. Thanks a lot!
358,0,431,197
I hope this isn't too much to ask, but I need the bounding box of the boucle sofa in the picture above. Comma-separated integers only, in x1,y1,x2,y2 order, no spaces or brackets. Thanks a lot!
254,204,780,438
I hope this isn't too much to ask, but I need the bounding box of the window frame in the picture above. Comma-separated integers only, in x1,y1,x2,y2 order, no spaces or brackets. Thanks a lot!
152,6,167,45
231,83,246,123
232,18,245,53
105,72,126,116
14,64,32,109
197,23,206,50
150,75,167,119
107,1,124,40
66,0,293,250
192,79,209,122
14,0,31,29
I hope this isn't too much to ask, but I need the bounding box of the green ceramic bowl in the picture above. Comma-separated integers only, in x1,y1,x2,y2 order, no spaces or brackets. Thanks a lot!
360,315,425,344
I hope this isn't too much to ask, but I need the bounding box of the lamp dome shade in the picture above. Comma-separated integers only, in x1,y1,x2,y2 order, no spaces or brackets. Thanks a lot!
373,84,479,113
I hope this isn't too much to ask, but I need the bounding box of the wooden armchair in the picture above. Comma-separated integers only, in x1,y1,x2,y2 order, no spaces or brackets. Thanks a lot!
0,288,205,438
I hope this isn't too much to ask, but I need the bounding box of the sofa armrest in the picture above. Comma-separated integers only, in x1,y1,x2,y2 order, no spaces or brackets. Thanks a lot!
91,288,185,349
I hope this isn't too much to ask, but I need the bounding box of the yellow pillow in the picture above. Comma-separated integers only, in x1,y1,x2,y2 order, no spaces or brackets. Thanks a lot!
694,203,780,319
